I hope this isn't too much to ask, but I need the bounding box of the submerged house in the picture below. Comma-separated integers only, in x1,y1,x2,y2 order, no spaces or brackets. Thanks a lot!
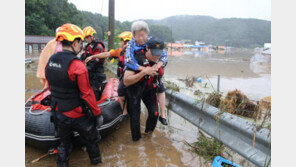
25,35,55,52
166,43,185,56
167,43,184,50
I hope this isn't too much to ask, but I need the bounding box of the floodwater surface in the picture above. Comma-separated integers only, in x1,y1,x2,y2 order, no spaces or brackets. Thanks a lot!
165,49,271,100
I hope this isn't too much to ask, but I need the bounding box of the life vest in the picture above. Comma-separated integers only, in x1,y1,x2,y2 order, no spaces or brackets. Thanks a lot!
126,48,166,101
81,39,105,73
133,49,164,89
117,49,126,78
45,50,82,112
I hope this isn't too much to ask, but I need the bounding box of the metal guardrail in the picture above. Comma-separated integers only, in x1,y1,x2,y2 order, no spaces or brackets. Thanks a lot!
165,89,271,167
105,65,271,167
25,58,32,64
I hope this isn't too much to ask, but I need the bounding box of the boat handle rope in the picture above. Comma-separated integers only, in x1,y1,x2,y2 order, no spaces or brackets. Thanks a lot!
98,99,112,107
26,98,115,115
27,106,50,116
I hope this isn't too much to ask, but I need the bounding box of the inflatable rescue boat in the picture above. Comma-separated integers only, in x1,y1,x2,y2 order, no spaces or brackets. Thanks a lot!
25,78,123,150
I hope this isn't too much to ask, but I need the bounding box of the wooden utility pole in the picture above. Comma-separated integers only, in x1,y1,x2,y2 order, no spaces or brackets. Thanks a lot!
108,0,115,51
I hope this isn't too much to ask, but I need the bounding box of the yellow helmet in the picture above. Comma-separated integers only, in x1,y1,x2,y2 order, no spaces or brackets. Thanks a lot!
83,26,97,37
118,31,133,42
56,23,85,42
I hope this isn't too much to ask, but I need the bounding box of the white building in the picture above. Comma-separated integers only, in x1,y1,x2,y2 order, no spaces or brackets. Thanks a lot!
264,43,271,50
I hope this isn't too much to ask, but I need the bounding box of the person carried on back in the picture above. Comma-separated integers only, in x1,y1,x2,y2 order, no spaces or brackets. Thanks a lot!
124,21,169,125
124,35,168,141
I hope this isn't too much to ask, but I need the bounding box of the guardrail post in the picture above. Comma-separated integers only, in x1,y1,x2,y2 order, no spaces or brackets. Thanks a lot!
217,75,220,94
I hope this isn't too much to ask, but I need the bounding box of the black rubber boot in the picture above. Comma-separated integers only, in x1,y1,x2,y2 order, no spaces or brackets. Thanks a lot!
119,114,129,122
159,116,168,125
89,148,102,165
56,142,72,167
90,156,102,165
57,161,69,167
88,143,102,165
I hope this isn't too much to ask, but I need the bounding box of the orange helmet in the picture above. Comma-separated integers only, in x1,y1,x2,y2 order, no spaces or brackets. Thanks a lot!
118,31,133,42
83,26,97,37
56,23,84,42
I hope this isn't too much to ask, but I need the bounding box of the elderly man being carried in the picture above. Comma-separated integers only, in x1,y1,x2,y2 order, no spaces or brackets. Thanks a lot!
124,21,169,125
124,37,167,141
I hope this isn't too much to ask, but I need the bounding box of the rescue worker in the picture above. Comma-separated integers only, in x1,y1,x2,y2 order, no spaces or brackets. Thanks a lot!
85,31,133,120
45,23,104,167
125,21,168,125
81,26,106,100
123,37,166,141
36,27,62,89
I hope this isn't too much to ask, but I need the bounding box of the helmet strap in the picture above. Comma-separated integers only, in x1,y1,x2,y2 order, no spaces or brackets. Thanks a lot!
70,44,78,55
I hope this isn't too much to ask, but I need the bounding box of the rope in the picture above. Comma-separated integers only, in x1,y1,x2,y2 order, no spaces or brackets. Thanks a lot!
28,106,50,116
98,99,111,107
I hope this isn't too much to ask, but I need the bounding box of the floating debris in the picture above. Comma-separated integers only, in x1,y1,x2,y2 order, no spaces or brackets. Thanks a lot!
259,96,271,110
186,132,224,162
179,76,197,87
242,58,249,62
206,92,222,108
194,90,202,96
212,156,241,167
164,80,180,92
219,89,262,119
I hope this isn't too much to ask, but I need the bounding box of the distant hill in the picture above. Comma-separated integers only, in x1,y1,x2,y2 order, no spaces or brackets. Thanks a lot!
25,0,173,43
25,0,270,48
144,15,271,48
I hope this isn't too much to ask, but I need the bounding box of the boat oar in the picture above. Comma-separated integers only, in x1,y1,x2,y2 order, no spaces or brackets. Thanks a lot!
31,149,58,164
31,153,49,163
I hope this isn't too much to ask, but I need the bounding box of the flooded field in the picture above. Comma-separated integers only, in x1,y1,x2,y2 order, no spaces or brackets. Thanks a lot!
25,49,261,167
165,49,271,100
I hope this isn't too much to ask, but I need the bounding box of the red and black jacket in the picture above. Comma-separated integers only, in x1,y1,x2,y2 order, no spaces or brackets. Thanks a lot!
133,49,164,89
117,49,126,79
125,49,165,101
81,39,105,73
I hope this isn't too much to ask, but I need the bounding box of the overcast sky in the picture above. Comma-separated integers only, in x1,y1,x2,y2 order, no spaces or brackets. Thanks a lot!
68,0,271,22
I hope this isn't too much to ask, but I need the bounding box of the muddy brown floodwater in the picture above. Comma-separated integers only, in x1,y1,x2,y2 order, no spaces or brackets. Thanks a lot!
25,49,259,167
25,58,210,167
165,49,271,100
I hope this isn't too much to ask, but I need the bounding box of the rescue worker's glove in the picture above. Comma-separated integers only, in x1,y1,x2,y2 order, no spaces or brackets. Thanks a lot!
96,114,104,128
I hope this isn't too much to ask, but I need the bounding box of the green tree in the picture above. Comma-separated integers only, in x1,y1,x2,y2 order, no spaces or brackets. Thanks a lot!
25,0,178,44
104,28,122,49
25,13,52,35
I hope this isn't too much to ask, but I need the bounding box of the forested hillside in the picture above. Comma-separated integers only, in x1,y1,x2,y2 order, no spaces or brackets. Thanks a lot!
26,0,270,47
